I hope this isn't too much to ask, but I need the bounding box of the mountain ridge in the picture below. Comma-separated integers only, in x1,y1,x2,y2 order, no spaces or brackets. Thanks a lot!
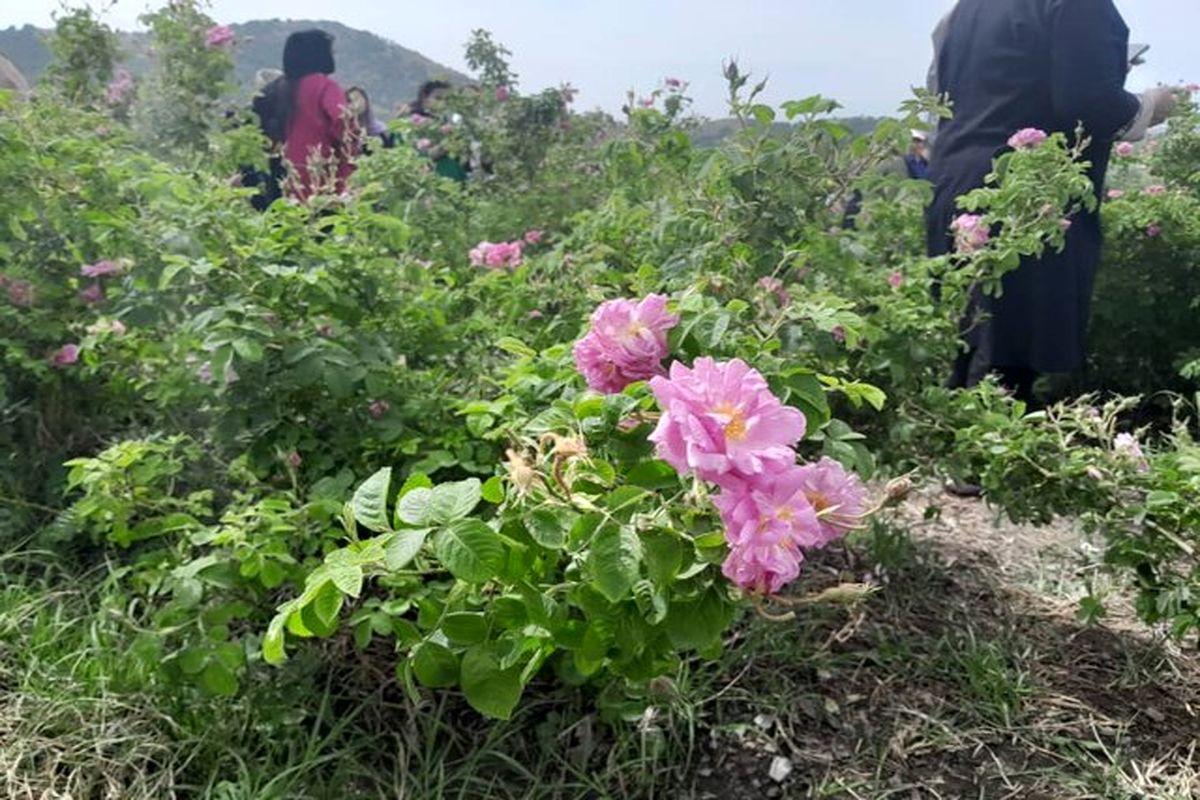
0,19,469,113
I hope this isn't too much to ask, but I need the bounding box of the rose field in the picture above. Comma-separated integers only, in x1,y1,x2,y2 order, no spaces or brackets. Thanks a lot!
3,5,1200,799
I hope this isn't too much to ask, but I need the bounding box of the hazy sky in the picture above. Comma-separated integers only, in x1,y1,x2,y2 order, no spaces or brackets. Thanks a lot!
3,1,1197,117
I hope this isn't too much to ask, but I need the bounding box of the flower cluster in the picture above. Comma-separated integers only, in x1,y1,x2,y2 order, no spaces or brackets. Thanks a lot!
469,240,524,270
951,213,990,253
205,24,235,49
1008,128,1048,150
106,69,134,106
647,357,866,595
573,294,678,394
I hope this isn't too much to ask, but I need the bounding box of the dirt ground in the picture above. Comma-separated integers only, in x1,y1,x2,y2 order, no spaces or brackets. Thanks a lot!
691,487,1200,800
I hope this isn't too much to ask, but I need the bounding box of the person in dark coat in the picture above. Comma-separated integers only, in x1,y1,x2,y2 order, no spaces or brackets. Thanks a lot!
927,0,1177,402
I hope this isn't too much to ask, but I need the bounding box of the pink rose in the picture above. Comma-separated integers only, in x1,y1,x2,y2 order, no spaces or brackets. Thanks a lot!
494,86,510,101
639,97,655,108
1007,128,1048,150
1115,142,1135,157
368,400,390,419
665,77,682,89
888,272,904,289
288,452,303,468
523,229,545,245
1144,184,1166,196
648,357,806,487
1146,224,1162,238
415,138,432,152
1107,189,1125,200
81,260,122,278
5,279,33,307
204,24,235,49
573,294,679,394
951,214,990,253
51,344,80,367
79,282,105,305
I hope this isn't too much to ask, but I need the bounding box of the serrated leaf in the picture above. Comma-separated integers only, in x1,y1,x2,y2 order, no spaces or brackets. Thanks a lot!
665,588,734,651
328,564,364,598
460,645,523,720
353,468,392,533
643,531,684,587
625,460,682,491
527,508,568,550
589,525,643,602
434,519,506,583
385,528,429,570
263,613,288,664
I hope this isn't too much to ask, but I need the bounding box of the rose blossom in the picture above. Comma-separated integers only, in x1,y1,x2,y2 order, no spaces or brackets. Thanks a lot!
205,24,235,48
713,470,825,550
368,400,390,419
1146,224,1163,238
888,272,904,289
648,357,806,487
79,282,105,305
1107,189,1125,200
665,77,682,89
106,69,134,106
1007,128,1048,150
81,260,122,278
951,214,990,253
288,452,303,468
415,138,432,152
494,85,510,101
1115,142,1135,157
523,229,545,245
469,240,524,270
1144,184,1166,196
787,458,868,545
51,344,80,367
721,542,803,596
573,294,678,394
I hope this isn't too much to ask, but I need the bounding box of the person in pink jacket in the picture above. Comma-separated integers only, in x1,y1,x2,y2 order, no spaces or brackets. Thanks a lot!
279,30,359,200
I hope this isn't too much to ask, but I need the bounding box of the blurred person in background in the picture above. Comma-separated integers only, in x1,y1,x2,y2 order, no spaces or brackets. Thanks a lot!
926,0,1177,405
346,86,396,152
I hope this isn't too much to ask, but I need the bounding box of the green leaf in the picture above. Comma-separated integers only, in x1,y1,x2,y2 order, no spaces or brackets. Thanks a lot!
328,564,364,598
496,336,536,357
262,614,288,665
642,531,684,587
353,468,392,533
481,476,505,504
625,460,682,491
385,528,429,570
460,645,523,720
429,479,482,524
442,612,489,645
666,588,734,651
412,641,460,688
396,487,433,526
200,660,239,697
434,520,506,583
527,508,568,550
589,525,643,603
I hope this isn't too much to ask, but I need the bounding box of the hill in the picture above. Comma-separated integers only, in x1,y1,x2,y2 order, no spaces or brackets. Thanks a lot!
0,19,468,114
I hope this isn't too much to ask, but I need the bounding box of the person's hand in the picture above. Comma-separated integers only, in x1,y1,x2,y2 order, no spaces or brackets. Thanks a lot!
1146,86,1179,127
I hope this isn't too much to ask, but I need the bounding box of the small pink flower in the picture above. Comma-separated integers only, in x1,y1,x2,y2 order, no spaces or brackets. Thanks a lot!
649,357,806,487
756,276,783,295
722,542,802,596
524,229,545,245
1113,433,1149,473
951,214,990,253
415,138,432,152
51,344,80,367
665,77,682,89
494,85,510,101
81,260,122,278
439,124,452,134
831,325,846,344
204,24,235,49
410,114,428,126
1146,224,1162,238
288,452,303,468
469,240,524,270
1107,189,1125,200
79,282,105,305
527,309,544,320
368,399,390,419
1144,184,1166,196
888,272,904,289
1007,128,1048,150
1115,142,1135,157
1186,83,1200,93
639,97,655,108
574,295,679,394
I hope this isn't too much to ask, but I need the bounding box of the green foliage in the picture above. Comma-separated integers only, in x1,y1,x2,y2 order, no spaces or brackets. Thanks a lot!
45,5,119,105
